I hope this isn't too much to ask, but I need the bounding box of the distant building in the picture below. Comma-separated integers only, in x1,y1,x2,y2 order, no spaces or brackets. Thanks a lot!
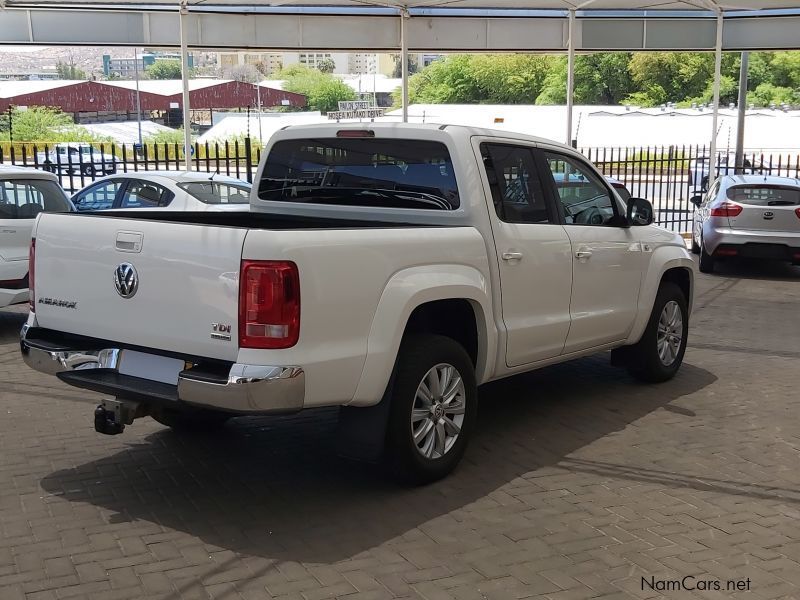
102,52,194,79
217,51,283,76
0,79,305,126
0,71,60,81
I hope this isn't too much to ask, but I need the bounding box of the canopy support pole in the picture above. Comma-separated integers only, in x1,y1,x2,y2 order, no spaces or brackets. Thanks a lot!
401,7,409,123
565,8,576,146
179,0,192,171
708,9,723,185
735,51,749,173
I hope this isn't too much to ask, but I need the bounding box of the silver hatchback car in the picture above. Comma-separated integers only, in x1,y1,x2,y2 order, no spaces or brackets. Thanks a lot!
690,175,800,273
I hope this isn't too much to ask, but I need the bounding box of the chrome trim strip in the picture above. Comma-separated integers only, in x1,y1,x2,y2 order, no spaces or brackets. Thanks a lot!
20,325,304,414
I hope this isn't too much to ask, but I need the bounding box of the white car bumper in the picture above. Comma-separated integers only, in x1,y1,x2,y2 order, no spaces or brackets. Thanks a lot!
0,287,28,308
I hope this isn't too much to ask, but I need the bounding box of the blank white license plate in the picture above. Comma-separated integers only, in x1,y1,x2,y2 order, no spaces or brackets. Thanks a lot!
118,350,185,386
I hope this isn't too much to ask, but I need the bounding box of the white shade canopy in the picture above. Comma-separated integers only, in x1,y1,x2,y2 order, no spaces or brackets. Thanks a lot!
3,0,800,9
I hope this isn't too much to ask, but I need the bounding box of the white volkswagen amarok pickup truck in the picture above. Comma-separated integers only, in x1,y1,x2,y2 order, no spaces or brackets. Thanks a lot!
21,124,695,483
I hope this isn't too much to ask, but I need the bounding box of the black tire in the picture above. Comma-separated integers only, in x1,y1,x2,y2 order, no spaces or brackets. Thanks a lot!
701,175,709,191
151,407,232,432
627,282,689,383
385,334,477,484
699,235,715,273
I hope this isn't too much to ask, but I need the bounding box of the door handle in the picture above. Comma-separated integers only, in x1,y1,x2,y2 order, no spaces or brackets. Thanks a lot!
575,250,593,260
502,251,523,261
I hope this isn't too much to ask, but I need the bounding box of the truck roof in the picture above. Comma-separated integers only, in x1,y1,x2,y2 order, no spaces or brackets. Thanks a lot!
279,122,573,151
0,165,61,182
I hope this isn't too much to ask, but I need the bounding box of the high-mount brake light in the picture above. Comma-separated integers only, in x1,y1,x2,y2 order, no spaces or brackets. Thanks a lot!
336,130,375,138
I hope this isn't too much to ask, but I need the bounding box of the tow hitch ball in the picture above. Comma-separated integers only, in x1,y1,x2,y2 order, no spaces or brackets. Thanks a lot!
94,399,137,435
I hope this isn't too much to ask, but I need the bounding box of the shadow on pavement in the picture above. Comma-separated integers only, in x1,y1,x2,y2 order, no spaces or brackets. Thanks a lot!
40,355,716,564
0,308,26,345
706,257,800,281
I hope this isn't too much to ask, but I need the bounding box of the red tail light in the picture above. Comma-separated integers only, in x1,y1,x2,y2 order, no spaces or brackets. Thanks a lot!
710,202,743,218
239,260,300,349
795,207,800,219
29,238,36,312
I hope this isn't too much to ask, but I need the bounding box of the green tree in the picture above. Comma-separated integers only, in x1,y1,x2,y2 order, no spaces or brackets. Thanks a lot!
56,61,87,80
277,65,355,112
626,51,740,106
316,58,336,74
0,106,112,143
768,51,800,89
5,106,71,141
391,54,420,78
147,60,184,80
747,82,799,107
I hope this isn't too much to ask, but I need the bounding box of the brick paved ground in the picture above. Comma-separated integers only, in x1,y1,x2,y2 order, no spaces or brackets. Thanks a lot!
2,257,800,600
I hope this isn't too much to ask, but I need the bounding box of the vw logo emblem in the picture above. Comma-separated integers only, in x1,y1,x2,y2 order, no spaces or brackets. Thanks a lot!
114,263,139,299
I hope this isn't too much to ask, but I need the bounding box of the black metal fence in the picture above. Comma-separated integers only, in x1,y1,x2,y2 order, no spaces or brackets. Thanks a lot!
583,145,800,233
0,139,263,192
2,139,799,234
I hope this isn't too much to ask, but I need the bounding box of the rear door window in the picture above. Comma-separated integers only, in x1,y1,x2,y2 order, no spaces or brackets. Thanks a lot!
178,181,251,204
726,185,800,206
120,181,172,208
0,179,71,219
259,137,460,210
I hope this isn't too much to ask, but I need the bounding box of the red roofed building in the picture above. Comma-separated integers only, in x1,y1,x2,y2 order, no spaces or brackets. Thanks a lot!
0,79,306,125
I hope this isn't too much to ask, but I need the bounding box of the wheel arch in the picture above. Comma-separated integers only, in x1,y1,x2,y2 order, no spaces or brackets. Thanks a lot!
628,253,695,345
349,264,496,407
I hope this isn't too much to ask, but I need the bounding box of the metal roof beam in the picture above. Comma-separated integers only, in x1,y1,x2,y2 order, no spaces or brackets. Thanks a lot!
3,6,800,50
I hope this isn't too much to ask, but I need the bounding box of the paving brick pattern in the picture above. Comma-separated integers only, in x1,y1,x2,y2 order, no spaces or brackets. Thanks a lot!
1,257,800,600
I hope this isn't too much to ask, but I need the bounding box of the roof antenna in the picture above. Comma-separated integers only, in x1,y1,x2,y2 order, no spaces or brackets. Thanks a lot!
210,170,219,182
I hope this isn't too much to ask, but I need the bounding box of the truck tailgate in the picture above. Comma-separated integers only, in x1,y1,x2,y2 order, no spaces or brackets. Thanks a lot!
33,213,245,362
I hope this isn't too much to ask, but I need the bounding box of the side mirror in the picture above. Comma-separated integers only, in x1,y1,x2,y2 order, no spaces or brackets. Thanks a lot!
626,197,654,226
689,195,703,207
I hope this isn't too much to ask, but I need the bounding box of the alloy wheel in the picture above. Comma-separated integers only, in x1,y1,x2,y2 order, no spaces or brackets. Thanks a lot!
411,363,466,460
657,300,683,366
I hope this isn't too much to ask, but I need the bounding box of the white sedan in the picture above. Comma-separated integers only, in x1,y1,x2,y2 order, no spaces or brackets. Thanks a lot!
71,171,251,212
1,166,73,308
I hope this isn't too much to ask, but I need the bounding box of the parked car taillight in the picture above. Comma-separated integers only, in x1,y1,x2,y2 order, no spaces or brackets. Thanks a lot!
29,238,36,312
795,207,800,220
710,202,743,218
239,260,300,349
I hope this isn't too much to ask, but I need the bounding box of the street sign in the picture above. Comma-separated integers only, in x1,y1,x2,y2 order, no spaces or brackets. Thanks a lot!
327,100,385,121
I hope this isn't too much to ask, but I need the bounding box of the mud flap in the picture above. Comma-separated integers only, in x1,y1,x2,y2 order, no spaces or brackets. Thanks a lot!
335,373,395,463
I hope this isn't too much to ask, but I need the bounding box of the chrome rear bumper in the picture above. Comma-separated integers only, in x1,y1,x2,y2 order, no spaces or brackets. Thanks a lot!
20,325,304,414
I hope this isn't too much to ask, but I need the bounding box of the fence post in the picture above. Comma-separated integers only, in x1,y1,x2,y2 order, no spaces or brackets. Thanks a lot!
244,137,253,184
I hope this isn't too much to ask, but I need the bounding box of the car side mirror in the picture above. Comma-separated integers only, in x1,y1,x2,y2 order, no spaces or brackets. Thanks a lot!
689,195,703,207
626,197,654,226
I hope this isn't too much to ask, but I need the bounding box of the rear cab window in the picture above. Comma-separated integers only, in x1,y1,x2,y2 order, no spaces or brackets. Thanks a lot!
258,138,460,210
727,185,800,206
0,178,71,219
